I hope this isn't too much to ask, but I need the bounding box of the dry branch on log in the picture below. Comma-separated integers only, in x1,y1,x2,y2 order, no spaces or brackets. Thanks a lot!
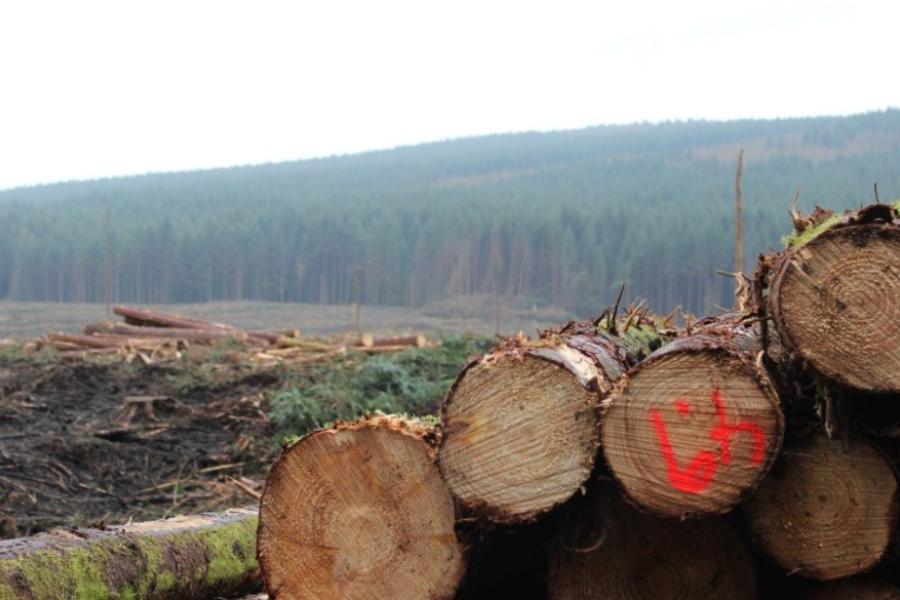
0,508,259,600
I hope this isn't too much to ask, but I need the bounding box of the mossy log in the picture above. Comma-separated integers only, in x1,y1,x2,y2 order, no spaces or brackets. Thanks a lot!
763,203,900,392
547,483,758,599
438,318,664,523
0,508,259,600
601,315,784,517
743,433,898,580
257,415,465,600
805,579,900,599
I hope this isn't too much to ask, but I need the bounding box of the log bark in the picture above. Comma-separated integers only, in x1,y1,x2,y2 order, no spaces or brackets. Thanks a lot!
805,579,900,599
438,319,661,523
764,203,900,392
113,306,237,331
601,314,784,517
743,432,898,580
257,415,465,600
547,483,759,599
0,508,259,600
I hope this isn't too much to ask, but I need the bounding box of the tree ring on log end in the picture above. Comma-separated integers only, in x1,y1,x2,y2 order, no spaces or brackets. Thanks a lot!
601,350,783,517
547,484,759,600
770,224,900,392
743,433,898,581
257,418,465,600
439,351,601,523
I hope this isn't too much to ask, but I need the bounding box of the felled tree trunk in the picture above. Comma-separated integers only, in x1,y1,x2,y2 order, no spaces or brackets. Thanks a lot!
257,415,465,600
763,203,900,392
601,314,784,517
0,508,259,600
85,322,247,344
547,483,759,600
743,432,898,580
438,318,663,523
113,305,237,331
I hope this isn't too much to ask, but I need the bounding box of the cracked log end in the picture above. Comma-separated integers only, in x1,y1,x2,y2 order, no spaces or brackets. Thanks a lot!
744,433,899,581
438,351,601,523
770,223,900,392
547,484,758,600
257,416,465,600
602,350,783,517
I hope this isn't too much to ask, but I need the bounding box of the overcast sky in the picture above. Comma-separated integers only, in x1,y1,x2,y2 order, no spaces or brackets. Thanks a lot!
0,0,897,191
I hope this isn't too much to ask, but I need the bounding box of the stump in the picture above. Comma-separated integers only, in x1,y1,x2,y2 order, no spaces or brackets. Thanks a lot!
744,433,899,580
547,484,758,599
602,316,784,517
257,416,465,600
767,203,900,392
439,321,656,523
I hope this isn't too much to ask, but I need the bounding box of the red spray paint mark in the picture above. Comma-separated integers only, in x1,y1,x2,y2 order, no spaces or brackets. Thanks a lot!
649,389,768,495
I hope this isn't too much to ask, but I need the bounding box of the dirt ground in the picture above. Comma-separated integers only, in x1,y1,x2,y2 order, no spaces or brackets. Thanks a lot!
0,356,280,538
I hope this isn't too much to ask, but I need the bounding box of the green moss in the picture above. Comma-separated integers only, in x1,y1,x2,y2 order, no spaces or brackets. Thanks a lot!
0,516,258,599
0,583,20,600
0,545,111,599
201,516,258,585
781,212,842,248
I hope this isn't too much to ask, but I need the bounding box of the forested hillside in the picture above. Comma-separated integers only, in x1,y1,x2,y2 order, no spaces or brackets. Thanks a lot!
1,110,898,316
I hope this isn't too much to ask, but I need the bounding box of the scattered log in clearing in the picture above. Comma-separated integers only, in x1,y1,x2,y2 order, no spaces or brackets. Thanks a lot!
438,318,662,523
357,333,427,348
85,322,247,344
547,483,758,600
602,315,784,517
743,433,898,580
274,336,335,351
113,305,237,331
805,579,900,600
765,203,900,392
257,415,465,600
0,508,259,600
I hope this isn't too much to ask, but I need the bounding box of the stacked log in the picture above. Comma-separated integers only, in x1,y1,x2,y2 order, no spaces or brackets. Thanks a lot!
257,415,465,599
245,203,900,597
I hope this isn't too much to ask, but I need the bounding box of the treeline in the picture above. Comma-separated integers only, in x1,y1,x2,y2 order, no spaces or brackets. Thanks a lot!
1,110,899,316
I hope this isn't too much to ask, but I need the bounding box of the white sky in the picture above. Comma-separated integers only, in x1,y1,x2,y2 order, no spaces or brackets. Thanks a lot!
0,0,897,191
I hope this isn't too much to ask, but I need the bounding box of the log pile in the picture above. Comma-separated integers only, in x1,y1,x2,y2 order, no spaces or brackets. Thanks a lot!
256,202,900,599
35,305,430,364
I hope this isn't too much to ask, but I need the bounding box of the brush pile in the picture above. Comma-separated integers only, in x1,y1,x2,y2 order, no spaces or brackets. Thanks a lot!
257,203,900,599
36,305,428,365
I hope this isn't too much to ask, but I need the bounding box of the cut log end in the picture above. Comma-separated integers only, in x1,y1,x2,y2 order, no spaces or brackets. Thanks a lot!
257,416,465,600
439,351,601,523
771,223,900,392
601,350,783,517
744,433,899,581
547,484,758,600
